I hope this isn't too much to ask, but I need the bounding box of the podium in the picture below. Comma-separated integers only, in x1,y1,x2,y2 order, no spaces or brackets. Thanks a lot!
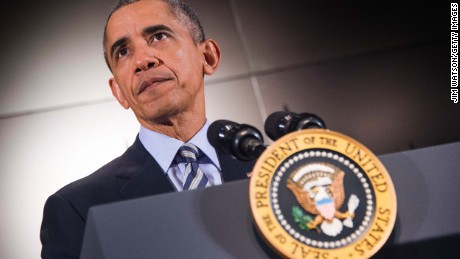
81,142,460,258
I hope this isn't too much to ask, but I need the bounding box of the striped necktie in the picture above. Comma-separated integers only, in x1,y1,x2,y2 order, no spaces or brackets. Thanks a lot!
175,143,209,190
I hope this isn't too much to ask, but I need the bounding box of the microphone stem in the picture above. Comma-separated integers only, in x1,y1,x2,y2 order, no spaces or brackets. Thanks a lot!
242,138,267,159
253,144,266,158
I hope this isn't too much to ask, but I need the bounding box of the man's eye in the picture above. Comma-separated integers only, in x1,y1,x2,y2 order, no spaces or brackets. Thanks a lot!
117,48,129,59
151,33,167,43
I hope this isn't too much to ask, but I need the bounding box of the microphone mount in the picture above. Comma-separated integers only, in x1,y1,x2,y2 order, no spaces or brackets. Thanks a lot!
208,120,266,161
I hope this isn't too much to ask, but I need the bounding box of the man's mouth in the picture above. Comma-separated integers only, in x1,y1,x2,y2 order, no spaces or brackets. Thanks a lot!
138,77,173,94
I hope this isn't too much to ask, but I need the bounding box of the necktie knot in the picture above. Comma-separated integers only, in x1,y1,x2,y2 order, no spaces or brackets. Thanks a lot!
177,143,199,163
175,143,208,190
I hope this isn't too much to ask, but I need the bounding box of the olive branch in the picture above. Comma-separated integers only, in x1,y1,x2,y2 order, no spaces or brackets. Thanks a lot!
292,206,313,230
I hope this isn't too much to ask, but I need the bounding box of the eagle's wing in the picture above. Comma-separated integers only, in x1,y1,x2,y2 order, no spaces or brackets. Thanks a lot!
287,180,318,215
331,171,345,209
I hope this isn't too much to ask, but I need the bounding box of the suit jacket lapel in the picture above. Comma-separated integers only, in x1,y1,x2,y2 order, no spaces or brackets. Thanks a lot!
115,136,174,199
114,136,255,199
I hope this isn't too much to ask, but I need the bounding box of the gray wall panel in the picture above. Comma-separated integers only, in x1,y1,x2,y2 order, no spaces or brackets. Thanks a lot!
233,0,445,72
256,42,456,154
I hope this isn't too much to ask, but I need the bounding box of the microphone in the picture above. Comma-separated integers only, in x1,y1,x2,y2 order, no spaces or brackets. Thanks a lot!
264,111,326,141
208,120,266,161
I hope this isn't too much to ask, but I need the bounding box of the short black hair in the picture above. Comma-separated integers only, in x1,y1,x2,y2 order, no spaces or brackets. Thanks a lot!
103,0,205,71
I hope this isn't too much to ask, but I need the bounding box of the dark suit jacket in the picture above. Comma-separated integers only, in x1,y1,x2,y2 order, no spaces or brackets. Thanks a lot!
40,136,254,259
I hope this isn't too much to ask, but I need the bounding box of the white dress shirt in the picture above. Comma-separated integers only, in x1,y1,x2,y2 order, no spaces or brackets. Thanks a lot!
138,120,222,191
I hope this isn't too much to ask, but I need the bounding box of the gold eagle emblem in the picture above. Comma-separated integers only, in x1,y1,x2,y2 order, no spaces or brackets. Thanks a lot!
287,162,359,236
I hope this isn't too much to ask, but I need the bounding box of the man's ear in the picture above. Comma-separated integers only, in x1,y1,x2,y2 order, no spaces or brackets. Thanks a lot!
202,39,220,75
109,78,130,109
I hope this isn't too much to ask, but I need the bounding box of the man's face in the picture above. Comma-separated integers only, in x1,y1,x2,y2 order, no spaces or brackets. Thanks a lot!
105,0,213,126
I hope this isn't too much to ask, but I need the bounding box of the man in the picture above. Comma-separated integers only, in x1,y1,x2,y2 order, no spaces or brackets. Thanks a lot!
40,0,254,258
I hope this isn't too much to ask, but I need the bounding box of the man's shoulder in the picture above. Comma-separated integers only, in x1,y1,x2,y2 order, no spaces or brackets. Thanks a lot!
40,139,151,259
52,137,149,210
51,154,124,214
57,155,123,197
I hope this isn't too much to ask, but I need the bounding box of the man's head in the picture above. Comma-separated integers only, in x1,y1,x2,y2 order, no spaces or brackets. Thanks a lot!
103,0,220,135
103,0,205,70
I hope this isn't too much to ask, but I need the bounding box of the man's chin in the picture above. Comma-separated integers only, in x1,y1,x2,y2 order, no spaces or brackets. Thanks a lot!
139,109,181,126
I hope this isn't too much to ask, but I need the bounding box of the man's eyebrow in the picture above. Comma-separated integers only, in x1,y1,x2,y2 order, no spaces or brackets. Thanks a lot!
142,24,174,36
110,36,129,59
108,25,173,60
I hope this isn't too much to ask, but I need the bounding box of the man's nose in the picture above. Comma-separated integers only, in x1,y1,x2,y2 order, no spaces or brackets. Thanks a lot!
134,48,157,73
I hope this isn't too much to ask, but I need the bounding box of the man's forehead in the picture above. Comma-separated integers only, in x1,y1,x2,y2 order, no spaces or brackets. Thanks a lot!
106,0,175,41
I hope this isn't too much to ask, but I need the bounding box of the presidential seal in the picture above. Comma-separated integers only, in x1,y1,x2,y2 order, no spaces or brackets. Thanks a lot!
249,129,397,258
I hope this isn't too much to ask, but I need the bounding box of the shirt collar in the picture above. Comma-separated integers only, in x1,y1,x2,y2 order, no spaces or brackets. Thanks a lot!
138,120,221,174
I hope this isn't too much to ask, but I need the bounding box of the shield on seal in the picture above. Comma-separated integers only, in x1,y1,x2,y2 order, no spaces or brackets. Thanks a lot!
316,197,335,220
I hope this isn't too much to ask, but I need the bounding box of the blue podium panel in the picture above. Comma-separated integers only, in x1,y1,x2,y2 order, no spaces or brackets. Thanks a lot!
80,180,278,259
379,142,460,245
81,142,460,259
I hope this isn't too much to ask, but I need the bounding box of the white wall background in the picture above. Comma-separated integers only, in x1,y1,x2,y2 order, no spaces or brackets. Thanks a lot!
0,1,455,258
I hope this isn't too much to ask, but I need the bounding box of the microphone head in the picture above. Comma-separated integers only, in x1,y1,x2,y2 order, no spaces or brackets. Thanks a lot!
207,119,239,155
296,113,326,131
208,120,264,161
264,111,327,141
264,111,294,141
